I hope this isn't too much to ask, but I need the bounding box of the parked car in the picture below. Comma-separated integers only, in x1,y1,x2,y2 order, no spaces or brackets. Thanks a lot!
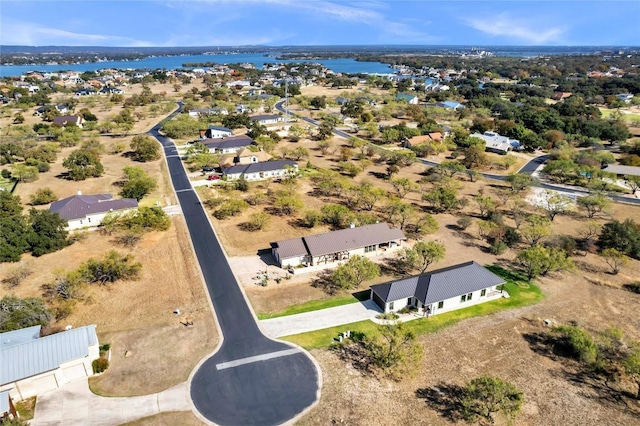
207,174,220,181
202,166,214,172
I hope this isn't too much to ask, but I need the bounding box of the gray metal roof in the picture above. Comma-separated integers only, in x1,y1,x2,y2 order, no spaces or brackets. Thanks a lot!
0,325,41,349
303,223,406,257
271,238,308,259
371,261,505,304
201,135,255,150
223,160,298,176
271,223,406,260
49,194,138,221
250,114,282,122
1,325,98,385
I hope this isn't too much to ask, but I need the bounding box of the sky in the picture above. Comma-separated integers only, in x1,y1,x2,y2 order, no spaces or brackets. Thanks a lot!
1,0,639,47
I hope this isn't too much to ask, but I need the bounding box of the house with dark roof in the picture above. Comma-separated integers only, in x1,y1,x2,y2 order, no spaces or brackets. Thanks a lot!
199,125,234,140
0,325,100,402
250,114,285,125
200,135,256,154
271,222,406,269
222,159,298,182
49,192,138,230
370,261,507,315
52,115,84,128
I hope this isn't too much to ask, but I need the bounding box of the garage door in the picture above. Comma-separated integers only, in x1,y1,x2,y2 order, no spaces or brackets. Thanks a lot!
32,374,58,393
62,364,88,382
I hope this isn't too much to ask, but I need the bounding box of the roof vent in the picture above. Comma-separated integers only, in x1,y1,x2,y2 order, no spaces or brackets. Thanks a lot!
77,189,82,195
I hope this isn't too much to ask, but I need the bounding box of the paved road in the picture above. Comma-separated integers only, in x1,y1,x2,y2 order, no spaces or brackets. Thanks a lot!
276,101,640,206
149,106,319,426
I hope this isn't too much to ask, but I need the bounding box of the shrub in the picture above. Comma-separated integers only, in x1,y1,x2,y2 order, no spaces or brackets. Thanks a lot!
457,216,472,230
623,282,640,294
0,295,52,332
29,187,58,205
214,199,249,220
92,357,109,374
598,219,640,259
552,325,599,364
490,240,508,255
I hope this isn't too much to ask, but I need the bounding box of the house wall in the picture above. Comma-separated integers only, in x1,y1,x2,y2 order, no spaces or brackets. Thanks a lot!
380,285,501,314
310,241,402,266
226,168,292,181
65,208,136,231
0,344,99,401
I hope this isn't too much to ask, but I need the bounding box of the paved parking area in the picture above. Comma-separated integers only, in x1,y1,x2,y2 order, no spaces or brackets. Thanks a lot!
259,299,382,338
30,378,190,426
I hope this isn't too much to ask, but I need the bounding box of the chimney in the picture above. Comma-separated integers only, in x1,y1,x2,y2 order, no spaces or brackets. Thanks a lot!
77,189,82,196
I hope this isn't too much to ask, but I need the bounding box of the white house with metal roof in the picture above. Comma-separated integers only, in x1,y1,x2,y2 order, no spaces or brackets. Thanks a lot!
471,131,519,154
370,261,507,315
223,160,298,182
271,222,406,270
49,192,138,230
0,325,100,401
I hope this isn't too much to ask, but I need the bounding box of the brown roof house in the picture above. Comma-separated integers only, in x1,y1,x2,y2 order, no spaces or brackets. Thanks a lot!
52,115,84,128
271,222,406,270
49,191,138,230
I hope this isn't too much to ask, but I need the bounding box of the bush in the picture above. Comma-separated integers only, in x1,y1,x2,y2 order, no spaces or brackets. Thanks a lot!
0,295,52,332
623,282,640,294
490,240,508,255
552,325,599,364
214,199,249,219
92,357,109,374
457,216,472,230
29,187,58,205
598,219,640,260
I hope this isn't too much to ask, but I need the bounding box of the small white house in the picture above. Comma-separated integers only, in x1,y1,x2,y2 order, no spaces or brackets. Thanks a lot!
370,261,507,315
0,325,100,402
199,125,234,139
49,192,138,230
223,160,298,181
200,135,256,154
471,131,518,154
271,222,406,269
250,114,285,126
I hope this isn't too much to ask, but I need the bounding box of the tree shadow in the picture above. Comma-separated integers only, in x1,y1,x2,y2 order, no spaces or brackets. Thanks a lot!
311,269,340,295
415,383,465,422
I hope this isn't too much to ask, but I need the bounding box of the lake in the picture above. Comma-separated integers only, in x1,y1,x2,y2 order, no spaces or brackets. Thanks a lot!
0,53,395,77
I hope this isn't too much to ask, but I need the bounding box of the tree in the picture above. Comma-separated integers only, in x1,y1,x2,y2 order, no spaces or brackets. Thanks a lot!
516,245,573,281
624,175,640,194
331,255,380,290
0,295,52,332
79,250,142,284
385,199,416,231
119,166,157,201
390,177,416,199
274,193,303,216
27,209,70,256
244,211,271,231
422,181,460,213
29,187,58,205
63,148,104,180
577,193,611,218
214,199,249,219
597,219,640,260
539,190,572,221
436,160,466,178
130,135,161,162
601,248,628,275
474,195,496,218
505,174,534,192
460,376,523,426
399,241,446,274
309,96,327,109
462,144,488,169
364,321,422,378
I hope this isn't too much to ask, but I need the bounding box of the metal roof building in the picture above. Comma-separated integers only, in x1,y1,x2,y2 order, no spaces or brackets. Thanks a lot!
370,261,505,313
49,194,138,221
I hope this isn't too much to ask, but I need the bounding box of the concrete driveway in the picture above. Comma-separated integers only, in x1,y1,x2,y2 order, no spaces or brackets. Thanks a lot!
259,299,382,338
30,378,190,426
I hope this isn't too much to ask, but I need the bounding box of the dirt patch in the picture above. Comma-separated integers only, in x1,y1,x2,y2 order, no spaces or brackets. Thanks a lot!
121,411,205,426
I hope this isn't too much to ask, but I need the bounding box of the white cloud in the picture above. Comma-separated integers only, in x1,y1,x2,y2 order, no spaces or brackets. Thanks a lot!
465,13,565,44
1,19,151,46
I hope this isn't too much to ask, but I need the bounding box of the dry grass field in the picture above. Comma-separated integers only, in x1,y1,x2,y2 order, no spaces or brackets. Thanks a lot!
1,81,218,397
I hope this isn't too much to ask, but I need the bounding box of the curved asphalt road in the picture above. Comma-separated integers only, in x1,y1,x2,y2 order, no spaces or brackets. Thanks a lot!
276,101,640,206
148,105,319,426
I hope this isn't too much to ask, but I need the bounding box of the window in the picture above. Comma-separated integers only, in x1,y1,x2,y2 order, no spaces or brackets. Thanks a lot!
481,289,486,297
437,301,444,309
364,245,376,253
467,292,473,300
460,295,466,302
389,301,394,311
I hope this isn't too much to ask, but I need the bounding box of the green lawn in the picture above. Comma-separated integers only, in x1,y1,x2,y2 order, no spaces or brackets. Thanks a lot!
257,290,370,320
282,265,543,350
599,107,640,123
0,176,15,192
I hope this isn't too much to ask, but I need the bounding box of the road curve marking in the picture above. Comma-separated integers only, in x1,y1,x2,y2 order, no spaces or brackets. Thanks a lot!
215,348,300,371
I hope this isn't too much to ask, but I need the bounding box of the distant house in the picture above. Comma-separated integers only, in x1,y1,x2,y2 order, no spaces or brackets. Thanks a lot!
403,132,446,148
49,192,138,230
189,107,229,118
98,86,124,95
553,92,573,101
271,222,406,269
199,125,234,139
74,88,97,97
370,261,507,315
0,325,100,402
52,115,84,128
200,135,256,154
396,93,419,105
616,93,634,103
435,100,465,110
335,96,350,106
222,159,298,181
220,147,272,168
471,131,518,154
250,114,285,125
